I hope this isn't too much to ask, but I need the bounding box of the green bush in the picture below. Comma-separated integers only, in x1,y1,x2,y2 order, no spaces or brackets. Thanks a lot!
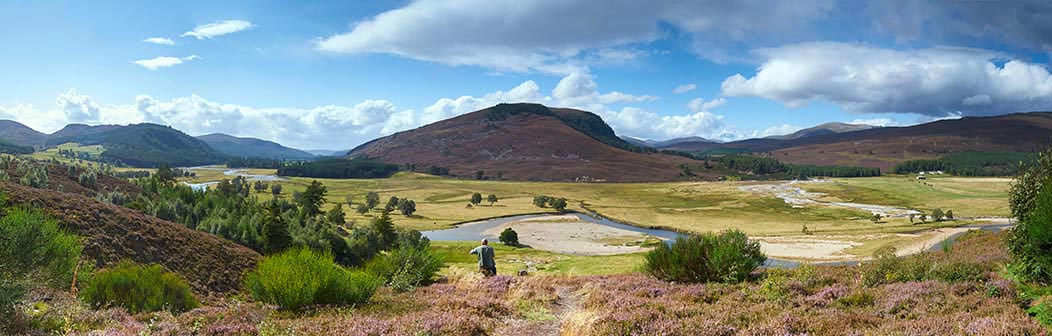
245,248,382,310
499,228,519,246
81,261,197,314
1008,181,1052,283
644,230,765,283
0,208,83,325
861,245,989,286
367,243,443,292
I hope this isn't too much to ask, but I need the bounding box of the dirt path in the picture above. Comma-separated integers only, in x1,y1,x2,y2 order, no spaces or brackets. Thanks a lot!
495,285,589,336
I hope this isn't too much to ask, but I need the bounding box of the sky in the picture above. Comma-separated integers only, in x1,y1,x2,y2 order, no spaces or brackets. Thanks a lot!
1,0,1052,150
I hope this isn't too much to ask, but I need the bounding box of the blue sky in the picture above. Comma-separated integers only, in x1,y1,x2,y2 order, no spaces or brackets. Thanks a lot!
1,1,1051,150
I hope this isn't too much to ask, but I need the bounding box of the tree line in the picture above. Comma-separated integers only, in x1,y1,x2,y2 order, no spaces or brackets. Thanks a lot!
893,151,1034,176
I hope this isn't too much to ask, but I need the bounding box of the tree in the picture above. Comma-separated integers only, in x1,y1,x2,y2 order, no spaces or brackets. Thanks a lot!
297,180,328,217
487,194,498,206
397,198,416,217
385,196,400,212
932,208,945,222
471,192,483,206
356,203,370,215
366,192,381,209
551,198,568,212
370,212,397,248
262,203,291,254
945,210,954,220
155,163,176,185
271,184,283,196
499,228,519,246
475,170,485,180
533,195,550,208
919,214,928,223
871,213,882,223
326,203,346,225
908,214,915,224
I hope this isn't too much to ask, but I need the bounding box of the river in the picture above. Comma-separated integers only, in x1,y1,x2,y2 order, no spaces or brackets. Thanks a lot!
422,212,1012,268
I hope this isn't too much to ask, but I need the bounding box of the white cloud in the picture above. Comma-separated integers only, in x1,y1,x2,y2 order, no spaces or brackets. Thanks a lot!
673,84,696,94
753,124,802,138
688,97,726,112
721,42,1052,116
143,37,175,45
132,55,200,70
848,118,899,127
552,72,656,107
315,0,834,72
181,20,255,39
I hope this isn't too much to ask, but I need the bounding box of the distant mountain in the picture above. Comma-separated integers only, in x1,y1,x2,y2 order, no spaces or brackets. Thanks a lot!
197,133,316,160
765,122,875,140
350,103,694,182
306,149,350,157
45,123,228,167
662,112,1052,169
651,136,722,148
0,119,47,148
618,136,722,149
619,136,653,148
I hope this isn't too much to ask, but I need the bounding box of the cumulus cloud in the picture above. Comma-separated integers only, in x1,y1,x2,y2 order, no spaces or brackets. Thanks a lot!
688,97,726,112
721,42,1052,116
0,89,416,150
181,20,255,39
753,124,802,138
143,37,175,45
132,55,201,70
673,84,696,94
315,0,834,72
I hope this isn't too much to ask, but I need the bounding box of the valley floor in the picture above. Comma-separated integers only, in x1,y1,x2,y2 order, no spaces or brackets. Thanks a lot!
181,169,1011,262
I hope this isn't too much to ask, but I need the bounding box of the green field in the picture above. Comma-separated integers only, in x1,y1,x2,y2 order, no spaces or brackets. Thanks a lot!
185,171,1008,234
30,142,105,165
430,241,645,276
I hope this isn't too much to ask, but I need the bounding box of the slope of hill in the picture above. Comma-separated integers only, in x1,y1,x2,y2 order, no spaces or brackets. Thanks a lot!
349,103,694,182
0,119,46,148
765,122,875,140
45,123,228,167
665,112,1052,169
197,133,316,160
0,162,258,293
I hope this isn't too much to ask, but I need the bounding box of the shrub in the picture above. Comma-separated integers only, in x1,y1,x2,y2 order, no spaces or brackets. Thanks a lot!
499,228,519,246
367,245,443,292
245,248,381,310
0,208,83,327
81,261,198,314
644,230,765,283
1008,182,1052,283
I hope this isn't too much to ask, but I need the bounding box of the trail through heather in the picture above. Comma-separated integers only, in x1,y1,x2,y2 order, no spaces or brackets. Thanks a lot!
495,285,587,336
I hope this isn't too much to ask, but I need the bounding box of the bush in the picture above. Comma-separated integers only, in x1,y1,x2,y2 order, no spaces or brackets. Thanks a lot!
0,208,83,326
1008,182,1052,283
81,261,198,314
644,230,765,283
245,248,382,310
499,228,519,246
366,245,443,292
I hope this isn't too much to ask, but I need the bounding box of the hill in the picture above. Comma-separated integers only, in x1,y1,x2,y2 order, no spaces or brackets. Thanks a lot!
45,123,228,167
0,120,46,148
664,112,1052,169
307,149,351,156
765,122,875,140
197,133,316,160
349,103,694,182
0,161,259,293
